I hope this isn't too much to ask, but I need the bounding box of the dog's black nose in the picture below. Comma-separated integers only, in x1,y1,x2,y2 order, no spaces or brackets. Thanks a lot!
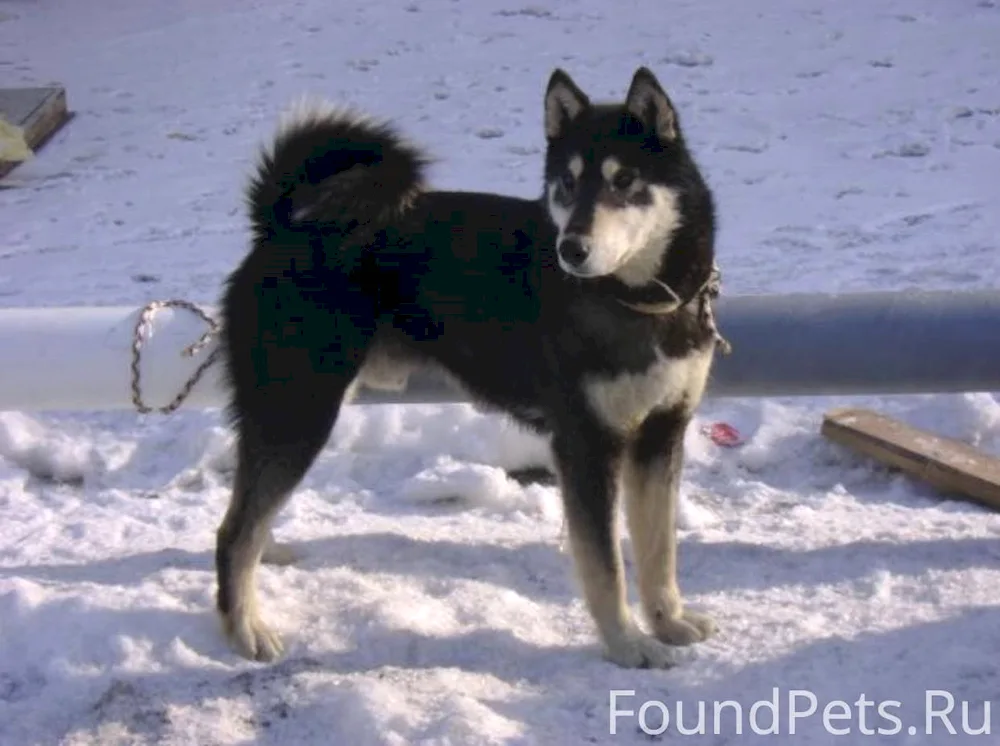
558,238,589,268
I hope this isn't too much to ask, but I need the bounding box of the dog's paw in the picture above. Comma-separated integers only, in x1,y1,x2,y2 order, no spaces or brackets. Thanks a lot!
223,612,284,663
604,629,678,669
652,608,716,646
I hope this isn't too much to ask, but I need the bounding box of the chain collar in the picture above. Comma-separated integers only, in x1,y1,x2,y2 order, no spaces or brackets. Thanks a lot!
616,262,732,355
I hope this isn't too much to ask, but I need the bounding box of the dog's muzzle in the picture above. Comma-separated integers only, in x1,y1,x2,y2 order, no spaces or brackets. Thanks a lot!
557,236,591,271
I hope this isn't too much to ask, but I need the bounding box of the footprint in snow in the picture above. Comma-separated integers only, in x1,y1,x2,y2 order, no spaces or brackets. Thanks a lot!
505,145,540,155
660,51,714,68
494,7,553,19
347,59,379,72
716,142,768,154
876,142,930,158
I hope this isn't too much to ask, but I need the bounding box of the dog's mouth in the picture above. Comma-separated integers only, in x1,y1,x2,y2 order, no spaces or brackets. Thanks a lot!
557,260,604,279
556,236,634,280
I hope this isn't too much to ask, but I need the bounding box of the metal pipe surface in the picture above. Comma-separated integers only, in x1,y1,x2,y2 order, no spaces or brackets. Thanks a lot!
0,291,997,412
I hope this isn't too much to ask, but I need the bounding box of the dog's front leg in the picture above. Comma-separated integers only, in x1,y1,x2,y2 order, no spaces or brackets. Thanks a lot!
623,407,716,646
552,420,678,669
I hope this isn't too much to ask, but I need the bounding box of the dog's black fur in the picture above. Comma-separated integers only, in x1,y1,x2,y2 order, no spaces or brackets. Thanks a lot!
216,68,722,668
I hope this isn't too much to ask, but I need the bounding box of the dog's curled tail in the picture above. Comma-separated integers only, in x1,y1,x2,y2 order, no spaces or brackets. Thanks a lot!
247,98,430,241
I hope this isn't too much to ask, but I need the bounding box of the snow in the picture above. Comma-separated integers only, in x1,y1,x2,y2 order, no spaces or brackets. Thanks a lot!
2,0,1000,742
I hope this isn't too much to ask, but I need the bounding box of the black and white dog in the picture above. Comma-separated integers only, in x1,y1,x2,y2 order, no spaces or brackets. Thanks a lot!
216,67,726,668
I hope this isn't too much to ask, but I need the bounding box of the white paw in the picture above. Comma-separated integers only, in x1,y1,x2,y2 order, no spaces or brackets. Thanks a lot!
652,608,716,646
604,628,678,669
223,612,284,663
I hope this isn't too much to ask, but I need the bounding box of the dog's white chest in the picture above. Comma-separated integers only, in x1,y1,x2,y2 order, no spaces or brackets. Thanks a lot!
585,346,714,432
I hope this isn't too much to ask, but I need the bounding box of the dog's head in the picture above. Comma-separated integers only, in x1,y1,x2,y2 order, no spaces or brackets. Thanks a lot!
543,67,700,286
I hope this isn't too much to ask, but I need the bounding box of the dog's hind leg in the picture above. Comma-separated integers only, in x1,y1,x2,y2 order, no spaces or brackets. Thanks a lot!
552,419,678,669
624,407,715,647
215,362,355,662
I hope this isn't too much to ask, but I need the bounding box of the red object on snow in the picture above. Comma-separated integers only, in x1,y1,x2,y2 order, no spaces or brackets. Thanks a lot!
703,422,744,447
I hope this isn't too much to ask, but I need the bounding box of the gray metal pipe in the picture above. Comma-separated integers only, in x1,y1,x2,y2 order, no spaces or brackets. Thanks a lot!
2,290,996,412
353,290,1000,404
707,289,1000,397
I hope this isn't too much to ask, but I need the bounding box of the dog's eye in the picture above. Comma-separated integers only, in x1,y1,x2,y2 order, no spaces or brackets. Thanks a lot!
559,172,577,195
611,168,637,191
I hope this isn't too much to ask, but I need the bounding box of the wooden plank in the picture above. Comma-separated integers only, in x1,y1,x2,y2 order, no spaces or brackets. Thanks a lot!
0,86,70,178
821,407,1000,511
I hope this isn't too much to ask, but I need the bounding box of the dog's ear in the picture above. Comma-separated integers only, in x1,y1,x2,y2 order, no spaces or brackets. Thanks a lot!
545,69,590,140
625,67,678,141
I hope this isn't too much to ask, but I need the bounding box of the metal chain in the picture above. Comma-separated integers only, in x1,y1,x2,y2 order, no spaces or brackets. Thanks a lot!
130,299,221,414
701,262,732,355
616,261,732,355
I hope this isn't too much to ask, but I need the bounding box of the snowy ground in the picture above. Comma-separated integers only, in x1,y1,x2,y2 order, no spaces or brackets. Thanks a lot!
2,0,1000,743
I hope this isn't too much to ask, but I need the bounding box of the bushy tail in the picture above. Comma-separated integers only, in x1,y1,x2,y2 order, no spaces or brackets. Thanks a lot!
247,99,430,242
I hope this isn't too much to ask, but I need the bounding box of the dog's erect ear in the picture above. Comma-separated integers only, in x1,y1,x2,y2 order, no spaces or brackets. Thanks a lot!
545,69,590,140
625,67,678,141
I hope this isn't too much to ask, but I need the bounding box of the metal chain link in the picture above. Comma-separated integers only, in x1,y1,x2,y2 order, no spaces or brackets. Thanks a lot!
130,299,221,414
616,261,732,355
701,262,732,356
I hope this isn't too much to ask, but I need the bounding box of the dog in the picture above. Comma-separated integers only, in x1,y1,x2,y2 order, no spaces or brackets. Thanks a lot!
215,66,726,669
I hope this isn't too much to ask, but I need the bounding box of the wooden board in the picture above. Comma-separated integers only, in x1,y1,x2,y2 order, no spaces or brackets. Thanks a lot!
0,86,70,178
821,407,1000,511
